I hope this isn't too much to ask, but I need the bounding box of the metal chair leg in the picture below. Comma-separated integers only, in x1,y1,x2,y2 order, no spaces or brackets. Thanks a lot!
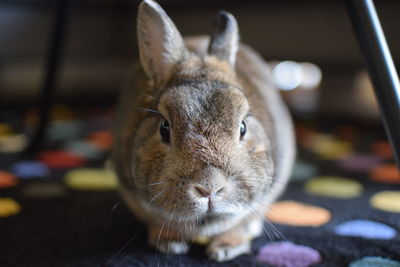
25,0,72,155
346,0,400,168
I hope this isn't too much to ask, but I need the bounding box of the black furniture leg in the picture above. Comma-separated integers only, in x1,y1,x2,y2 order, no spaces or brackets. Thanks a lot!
346,0,400,169
346,0,400,168
25,0,71,154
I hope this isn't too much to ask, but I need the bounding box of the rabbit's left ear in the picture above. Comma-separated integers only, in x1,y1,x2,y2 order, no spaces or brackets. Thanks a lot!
208,11,239,66
137,0,188,84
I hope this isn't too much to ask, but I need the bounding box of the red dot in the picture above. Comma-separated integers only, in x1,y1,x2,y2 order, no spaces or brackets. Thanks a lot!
38,151,87,169
372,141,393,159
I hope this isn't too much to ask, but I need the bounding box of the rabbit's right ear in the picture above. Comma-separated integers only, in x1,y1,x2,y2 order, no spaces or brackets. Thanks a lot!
137,0,188,84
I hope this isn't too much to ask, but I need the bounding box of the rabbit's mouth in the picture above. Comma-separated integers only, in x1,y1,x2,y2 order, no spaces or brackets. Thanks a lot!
203,198,236,217
156,198,241,223
192,199,248,221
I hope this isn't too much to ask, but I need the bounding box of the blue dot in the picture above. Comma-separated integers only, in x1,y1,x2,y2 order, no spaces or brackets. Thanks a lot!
335,220,396,240
292,160,317,181
11,161,50,179
46,120,85,142
64,140,103,159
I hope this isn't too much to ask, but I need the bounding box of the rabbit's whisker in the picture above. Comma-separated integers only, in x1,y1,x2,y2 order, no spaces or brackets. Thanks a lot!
164,208,176,266
253,199,287,240
106,227,146,265
244,203,272,240
265,218,286,240
144,94,157,99
149,190,165,205
245,202,286,242
137,107,161,114
109,201,120,215
147,181,167,187
156,220,167,267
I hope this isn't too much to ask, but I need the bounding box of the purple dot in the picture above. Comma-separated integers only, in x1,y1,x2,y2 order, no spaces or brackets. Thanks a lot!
11,161,50,179
338,154,383,172
257,241,321,267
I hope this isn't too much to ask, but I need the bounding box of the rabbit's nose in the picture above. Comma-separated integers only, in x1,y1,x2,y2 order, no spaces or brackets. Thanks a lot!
194,185,224,198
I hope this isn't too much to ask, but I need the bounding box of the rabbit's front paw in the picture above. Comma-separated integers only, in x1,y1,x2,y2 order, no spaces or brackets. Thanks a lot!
148,224,188,254
157,240,189,254
207,240,251,262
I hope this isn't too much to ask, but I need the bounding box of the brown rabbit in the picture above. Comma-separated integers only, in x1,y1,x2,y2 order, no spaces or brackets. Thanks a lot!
112,0,295,262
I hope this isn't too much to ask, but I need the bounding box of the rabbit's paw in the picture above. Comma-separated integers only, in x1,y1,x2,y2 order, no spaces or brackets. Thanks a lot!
148,224,188,254
157,240,189,254
207,240,251,262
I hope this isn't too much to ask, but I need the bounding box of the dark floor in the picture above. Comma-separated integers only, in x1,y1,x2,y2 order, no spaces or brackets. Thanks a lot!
0,107,400,267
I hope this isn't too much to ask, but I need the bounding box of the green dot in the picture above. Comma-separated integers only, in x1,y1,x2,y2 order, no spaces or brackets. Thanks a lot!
350,256,400,267
292,160,317,181
65,168,118,190
305,176,363,198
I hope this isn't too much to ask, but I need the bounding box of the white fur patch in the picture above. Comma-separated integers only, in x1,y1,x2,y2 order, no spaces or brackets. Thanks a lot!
247,219,263,238
157,241,189,254
207,241,251,262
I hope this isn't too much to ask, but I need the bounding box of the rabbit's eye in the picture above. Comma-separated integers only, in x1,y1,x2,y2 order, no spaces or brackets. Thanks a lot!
160,120,170,143
240,120,247,139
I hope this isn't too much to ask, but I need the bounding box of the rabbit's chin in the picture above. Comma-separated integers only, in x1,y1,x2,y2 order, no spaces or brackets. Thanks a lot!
159,200,250,224
157,204,254,238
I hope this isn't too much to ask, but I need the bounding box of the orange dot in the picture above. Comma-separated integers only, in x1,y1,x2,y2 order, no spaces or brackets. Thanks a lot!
0,171,18,188
266,201,331,227
370,164,400,184
372,141,393,159
87,131,113,150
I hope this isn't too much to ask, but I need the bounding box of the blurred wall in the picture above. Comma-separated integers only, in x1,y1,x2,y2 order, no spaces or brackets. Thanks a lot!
0,0,399,114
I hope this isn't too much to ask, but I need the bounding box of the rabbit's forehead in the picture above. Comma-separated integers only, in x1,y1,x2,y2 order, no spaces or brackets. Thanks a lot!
159,82,249,124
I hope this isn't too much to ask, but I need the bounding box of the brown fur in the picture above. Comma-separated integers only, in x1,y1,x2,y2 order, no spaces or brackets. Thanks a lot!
112,0,295,262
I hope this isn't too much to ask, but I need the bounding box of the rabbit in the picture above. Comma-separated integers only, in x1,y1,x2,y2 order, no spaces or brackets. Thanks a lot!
112,0,295,262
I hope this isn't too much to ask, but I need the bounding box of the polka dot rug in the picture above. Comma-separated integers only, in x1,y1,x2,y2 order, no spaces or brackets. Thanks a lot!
0,107,399,266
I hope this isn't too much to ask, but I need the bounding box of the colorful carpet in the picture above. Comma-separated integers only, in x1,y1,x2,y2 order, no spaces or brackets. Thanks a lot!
0,106,399,266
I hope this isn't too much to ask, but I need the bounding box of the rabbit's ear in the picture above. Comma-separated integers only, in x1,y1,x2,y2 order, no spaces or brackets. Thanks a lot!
137,0,187,83
208,11,239,66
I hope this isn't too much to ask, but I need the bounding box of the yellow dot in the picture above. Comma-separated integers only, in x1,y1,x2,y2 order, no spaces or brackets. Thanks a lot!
370,191,400,213
0,198,21,217
65,168,118,190
266,201,331,227
305,176,363,198
0,134,27,153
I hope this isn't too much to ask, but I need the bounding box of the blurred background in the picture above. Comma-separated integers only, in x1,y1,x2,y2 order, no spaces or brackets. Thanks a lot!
0,0,399,124
0,2,399,266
